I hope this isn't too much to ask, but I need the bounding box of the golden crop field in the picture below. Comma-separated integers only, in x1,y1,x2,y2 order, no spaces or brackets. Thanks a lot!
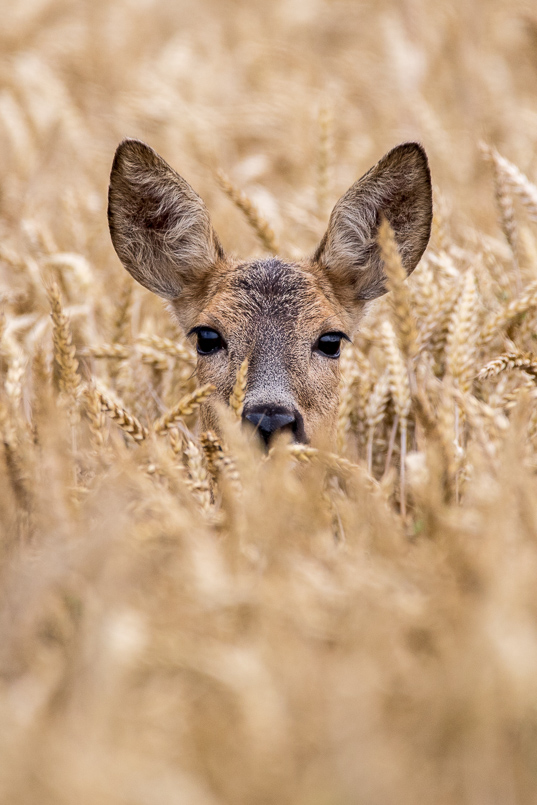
2,0,537,802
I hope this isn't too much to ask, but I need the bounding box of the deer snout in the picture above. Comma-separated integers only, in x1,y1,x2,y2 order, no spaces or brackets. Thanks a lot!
242,405,306,447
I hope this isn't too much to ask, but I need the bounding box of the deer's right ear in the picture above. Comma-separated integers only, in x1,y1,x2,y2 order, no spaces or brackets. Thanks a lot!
108,139,224,300
313,143,432,312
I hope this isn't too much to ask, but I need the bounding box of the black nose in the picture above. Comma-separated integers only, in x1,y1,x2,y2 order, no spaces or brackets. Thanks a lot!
243,405,297,447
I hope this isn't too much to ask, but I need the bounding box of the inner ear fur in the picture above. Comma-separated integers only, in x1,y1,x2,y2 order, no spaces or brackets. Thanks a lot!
313,142,433,305
108,139,224,300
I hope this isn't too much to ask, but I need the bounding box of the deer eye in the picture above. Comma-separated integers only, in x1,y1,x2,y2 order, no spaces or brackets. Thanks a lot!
192,327,224,355
315,332,348,358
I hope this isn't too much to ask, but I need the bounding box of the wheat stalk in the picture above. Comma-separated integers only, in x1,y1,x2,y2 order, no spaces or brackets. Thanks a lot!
316,104,333,218
216,168,279,254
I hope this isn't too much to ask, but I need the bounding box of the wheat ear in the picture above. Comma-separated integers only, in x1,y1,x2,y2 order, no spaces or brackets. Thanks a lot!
200,430,241,494
381,320,411,517
80,344,130,360
96,386,148,442
200,430,224,480
481,144,521,290
82,384,107,447
137,334,196,365
154,384,215,434
365,371,390,475
184,439,212,514
216,168,279,253
286,444,379,491
4,337,25,413
480,279,537,347
336,352,357,455
445,269,478,393
378,217,418,361
47,281,80,401
112,277,133,344
352,347,376,452
477,352,537,382
0,404,33,520
481,143,537,223
229,358,248,420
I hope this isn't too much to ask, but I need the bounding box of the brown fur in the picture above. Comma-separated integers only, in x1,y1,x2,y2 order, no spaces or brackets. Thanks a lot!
108,139,433,446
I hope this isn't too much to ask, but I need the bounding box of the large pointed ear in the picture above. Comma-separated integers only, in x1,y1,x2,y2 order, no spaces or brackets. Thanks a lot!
313,143,432,306
108,139,224,300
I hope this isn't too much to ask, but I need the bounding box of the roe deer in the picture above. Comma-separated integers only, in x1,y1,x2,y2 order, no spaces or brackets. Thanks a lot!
108,140,432,447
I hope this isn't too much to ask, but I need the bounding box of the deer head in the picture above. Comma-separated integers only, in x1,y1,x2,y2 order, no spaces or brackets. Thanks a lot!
108,139,432,447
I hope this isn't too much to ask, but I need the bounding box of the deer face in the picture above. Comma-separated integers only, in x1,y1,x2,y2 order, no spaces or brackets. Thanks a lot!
108,140,432,447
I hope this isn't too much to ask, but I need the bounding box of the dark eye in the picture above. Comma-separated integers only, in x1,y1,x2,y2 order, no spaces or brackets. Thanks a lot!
316,332,347,358
194,328,224,355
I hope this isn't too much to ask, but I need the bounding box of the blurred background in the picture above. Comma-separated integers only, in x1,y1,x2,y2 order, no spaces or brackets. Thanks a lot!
1,0,536,267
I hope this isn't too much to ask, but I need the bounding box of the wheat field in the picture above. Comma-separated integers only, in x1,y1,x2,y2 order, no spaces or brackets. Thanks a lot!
2,0,537,802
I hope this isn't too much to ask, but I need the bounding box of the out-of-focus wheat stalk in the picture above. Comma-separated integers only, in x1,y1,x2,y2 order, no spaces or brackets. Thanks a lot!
216,168,279,253
316,104,333,218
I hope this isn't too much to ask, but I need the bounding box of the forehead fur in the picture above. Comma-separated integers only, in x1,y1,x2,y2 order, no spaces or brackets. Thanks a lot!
199,257,347,331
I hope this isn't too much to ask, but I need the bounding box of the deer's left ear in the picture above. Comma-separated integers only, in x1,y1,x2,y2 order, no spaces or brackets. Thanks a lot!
313,143,432,308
